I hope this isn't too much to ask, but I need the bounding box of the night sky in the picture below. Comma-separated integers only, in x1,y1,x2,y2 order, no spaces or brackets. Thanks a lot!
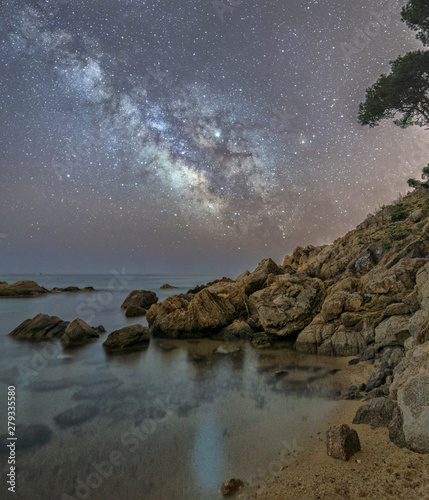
0,0,426,275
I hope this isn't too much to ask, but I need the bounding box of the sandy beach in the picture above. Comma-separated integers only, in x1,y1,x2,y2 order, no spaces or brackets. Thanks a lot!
243,358,429,500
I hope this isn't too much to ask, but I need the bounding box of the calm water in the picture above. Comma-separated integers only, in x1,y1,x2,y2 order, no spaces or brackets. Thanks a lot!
0,274,348,500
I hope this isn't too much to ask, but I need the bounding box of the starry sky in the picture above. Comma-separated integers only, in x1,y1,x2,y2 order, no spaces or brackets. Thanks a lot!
0,0,426,275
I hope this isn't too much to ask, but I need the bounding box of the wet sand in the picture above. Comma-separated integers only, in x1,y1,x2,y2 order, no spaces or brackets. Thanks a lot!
242,358,429,500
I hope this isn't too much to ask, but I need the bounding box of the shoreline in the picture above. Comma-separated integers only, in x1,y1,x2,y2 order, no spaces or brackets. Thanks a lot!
242,358,429,500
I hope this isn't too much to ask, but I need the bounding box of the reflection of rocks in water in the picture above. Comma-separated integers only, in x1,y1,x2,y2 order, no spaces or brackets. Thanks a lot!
54,403,99,428
0,425,52,453
265,366,342,398
155,341,178,352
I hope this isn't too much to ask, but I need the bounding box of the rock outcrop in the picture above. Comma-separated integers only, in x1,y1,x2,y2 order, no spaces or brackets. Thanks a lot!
121,290,158,315
0,280,50,297
160,283,179,289
9,314,69,341
103,324,150,353
147,290,237,338
251,275,325,337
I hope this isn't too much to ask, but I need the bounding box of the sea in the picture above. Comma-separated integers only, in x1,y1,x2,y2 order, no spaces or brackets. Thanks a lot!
0,274,347,500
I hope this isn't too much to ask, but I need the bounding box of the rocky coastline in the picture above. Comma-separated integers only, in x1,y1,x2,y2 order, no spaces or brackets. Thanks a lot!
5,186,429,497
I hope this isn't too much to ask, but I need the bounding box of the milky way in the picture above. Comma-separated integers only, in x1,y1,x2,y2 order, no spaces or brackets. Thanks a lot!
0,0,426,274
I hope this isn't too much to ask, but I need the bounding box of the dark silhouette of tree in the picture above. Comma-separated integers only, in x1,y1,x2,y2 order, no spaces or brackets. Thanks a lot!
358,50,429,128
359,1,429,129
402,0,429,46
408,163,429,189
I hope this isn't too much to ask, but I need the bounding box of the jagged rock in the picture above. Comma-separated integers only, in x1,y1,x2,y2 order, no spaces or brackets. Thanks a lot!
206,281,253,318
103,324,150,353
219,320,253,339
9,313,69,341
125,305,146,317
221,478,244,496
360,345,376,361
0,425,52,453
160,283,179,289
147,290,236,338
251,275,324,337
390,341,429,453
0,280,50,297
326,424,361,461
243,258,284,295
60,318,99,347
353,397,396,429
365,367,392,392
121,290,158,311
374,315,410,351
379,346,404,369
187,277,233,294
54,403,99,428
236,270,250,282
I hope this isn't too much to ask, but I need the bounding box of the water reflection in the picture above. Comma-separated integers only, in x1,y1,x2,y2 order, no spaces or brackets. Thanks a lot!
0,334,349,500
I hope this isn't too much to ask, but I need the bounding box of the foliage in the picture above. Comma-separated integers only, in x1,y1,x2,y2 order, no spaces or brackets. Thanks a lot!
402,0,429,46
388,227,411,241
390,203,409,222
358,51,429,128
408,178,422,189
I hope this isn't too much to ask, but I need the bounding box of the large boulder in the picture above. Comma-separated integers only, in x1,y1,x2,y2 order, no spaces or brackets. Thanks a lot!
147,289,236,338
353,397,396,429
250,275,325,337
389,341,429,453
54,403,99,428
125,306,146,318
103,324,150,353
121,290,158,312
0,280,50,297
326,424,361,461
60,318,99,347
8,313,69,341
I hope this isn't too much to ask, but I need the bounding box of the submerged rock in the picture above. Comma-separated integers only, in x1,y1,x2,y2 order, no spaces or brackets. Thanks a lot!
326,424,361,461
103,324,150,353
9,313,69,341
54,403,99,428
